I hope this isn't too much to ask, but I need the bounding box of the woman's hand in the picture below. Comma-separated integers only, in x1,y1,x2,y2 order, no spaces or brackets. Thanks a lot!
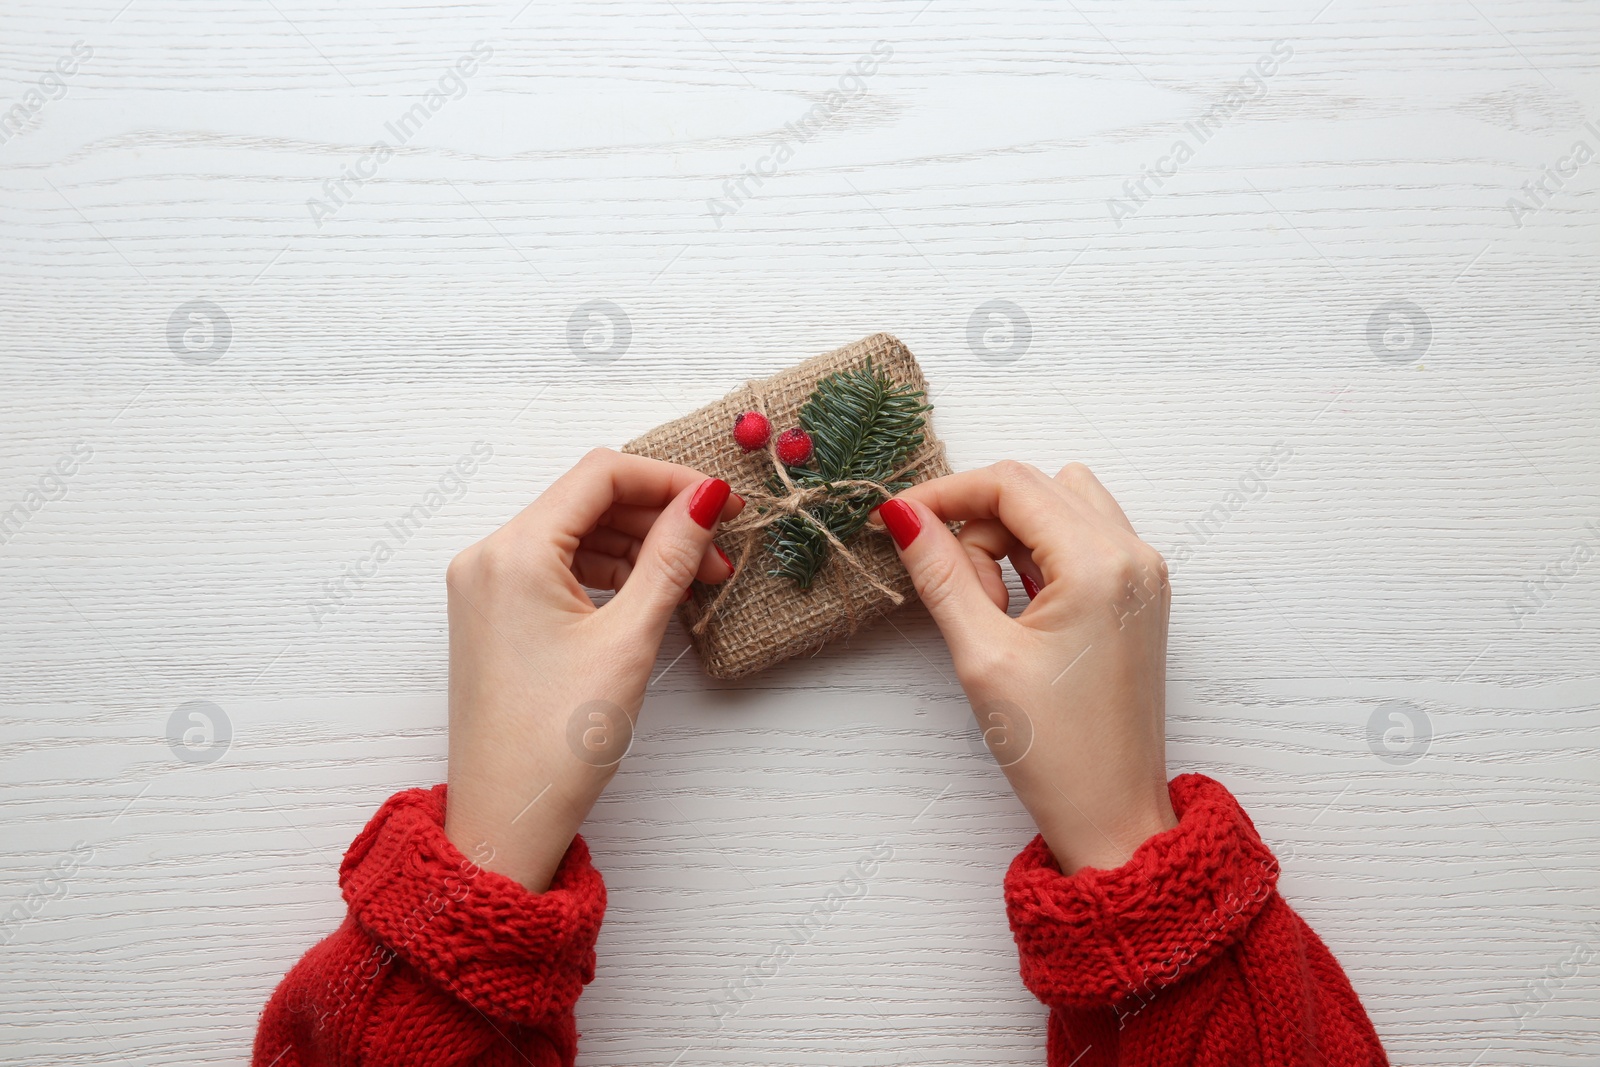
876,461,1177,874
442,448,742,891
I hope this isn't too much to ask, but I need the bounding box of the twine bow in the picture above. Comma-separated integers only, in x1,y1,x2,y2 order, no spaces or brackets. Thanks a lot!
689,390,912,636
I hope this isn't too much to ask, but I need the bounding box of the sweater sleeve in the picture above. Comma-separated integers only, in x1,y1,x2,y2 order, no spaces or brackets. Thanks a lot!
252,784,606,1067
1004,774,1388,1067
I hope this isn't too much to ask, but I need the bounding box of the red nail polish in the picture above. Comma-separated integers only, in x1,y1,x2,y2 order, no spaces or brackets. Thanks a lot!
877,499,921,550
1021,574,1041,600
714,544,735,577
688,478,731,529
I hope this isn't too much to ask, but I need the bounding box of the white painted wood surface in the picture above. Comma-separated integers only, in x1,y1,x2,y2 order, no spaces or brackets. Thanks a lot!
2,0,1598,1063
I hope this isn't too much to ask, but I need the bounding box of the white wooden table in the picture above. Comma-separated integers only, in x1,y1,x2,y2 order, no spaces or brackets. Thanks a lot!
3,1,1597,1063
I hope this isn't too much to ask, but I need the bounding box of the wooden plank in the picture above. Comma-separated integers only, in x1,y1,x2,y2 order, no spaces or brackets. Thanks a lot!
2,0,1597,1062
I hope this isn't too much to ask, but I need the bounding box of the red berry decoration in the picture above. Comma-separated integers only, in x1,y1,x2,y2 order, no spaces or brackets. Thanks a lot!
775,427,813,466
733,411,771,452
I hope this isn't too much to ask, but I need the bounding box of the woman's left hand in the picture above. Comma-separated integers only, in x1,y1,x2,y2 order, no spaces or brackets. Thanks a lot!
442,448,742,891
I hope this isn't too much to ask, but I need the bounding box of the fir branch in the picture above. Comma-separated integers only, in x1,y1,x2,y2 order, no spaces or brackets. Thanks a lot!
765,359,930,588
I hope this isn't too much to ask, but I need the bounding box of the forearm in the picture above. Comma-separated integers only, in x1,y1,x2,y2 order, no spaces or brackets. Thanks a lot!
1005,775,1388,1067
254,785,606,1067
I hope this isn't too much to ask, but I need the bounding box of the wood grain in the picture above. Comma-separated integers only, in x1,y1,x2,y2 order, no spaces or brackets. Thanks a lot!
2,0,1598,1063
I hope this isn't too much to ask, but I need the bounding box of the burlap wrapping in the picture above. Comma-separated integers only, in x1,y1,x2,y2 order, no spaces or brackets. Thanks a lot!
622,332,950,679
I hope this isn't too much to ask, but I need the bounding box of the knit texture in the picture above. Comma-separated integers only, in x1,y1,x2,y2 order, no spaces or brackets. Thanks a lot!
254,776,1388,1065
621,332,952,679
1005,774,1389,1066
252,785,605,1067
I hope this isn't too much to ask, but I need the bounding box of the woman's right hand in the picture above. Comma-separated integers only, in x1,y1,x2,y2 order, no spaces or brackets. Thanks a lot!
443,449,741,892
874,462,1178,874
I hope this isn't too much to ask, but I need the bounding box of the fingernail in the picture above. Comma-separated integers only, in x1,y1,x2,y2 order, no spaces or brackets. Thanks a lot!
689,478,731,529
877,499,921,550
714,544,735,578
1021,574,1041,600
731,493,746,509
681,587,693,604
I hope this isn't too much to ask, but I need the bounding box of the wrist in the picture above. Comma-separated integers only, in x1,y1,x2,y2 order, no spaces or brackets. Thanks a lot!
444,813,570,893
1018,779,1178,875
444,775,605,892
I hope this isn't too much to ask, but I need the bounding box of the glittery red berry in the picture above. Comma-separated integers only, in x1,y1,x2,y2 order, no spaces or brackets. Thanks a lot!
733,411,771,452
776,427,813,466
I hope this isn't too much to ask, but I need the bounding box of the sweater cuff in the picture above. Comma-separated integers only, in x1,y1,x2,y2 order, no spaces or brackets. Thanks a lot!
338,784,605,1027
1004,774,1278,1010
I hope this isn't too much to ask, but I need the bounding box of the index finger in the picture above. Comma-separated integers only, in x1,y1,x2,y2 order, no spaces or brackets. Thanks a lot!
895,462,1095,582
516,448,741,550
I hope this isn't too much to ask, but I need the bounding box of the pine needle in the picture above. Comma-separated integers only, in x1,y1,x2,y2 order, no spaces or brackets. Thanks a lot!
765,360,930,588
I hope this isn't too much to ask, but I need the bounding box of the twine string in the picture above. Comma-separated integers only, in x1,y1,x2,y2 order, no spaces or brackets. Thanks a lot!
689,384,910,636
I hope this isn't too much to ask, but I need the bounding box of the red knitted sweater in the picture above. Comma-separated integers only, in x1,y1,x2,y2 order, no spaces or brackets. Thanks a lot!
253,775,1387,1066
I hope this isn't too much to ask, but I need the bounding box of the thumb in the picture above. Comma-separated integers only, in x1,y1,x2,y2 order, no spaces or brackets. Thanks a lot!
875,497,999,652
609,477,732,638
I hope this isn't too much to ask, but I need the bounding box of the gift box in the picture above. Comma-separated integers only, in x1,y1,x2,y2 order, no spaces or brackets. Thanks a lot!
622,332,951,678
